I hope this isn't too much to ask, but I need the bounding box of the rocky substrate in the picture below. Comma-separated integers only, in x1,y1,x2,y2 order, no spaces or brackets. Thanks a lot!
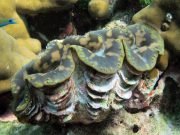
0,107,179,135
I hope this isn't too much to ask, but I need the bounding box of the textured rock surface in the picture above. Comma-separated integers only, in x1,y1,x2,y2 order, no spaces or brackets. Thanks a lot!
0,108,180,135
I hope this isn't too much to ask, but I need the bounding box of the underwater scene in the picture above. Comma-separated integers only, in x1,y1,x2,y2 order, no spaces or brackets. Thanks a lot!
0,0,179,134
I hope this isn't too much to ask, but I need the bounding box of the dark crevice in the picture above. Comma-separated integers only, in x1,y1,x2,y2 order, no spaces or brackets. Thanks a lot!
132,124,140,133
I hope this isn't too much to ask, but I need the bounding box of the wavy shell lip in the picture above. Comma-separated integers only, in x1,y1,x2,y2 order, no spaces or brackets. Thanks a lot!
125,62,142,76
113,73,138,99
18,99,33,116
43,98,75,116
15,93,30,112
117,66,140,92
87,89,108,100
115,85,133,99
119,70,139,85
28,103,40,119
87,70,114,80
52,103,75,116
87,99,109,110
87,108,99,117
84,72,117,93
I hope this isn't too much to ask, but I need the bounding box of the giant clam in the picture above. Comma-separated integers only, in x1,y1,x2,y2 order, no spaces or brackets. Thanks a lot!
11,21,164,124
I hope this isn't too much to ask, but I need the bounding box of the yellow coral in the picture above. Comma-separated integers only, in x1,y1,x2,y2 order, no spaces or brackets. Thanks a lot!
0,29,36,93
0,0,42,54
16,0,78,13
88,0,109,19
16,38,41,54
156,49,169,71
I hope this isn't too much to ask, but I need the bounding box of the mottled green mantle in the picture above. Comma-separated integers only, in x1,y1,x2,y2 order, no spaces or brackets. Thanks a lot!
11,20,165,125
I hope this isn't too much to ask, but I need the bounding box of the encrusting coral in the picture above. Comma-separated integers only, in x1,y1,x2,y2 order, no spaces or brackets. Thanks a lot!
88,0,110,19
0,29,36,94
0,0,41,94
11,19,165,124
88,0,118,19
15,0,78,14
0,0,41,54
